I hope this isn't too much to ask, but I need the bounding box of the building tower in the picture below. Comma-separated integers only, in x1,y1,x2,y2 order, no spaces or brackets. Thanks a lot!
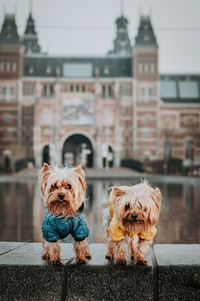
23,6,41,54
108,6,131,56
0,14,25,169
132,15,160,160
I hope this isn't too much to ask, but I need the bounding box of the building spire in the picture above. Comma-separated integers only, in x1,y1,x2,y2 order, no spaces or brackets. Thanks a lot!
29,0,33,15
121,0,124,16
23,4,41,54
135,15,158,47
107,7,131,56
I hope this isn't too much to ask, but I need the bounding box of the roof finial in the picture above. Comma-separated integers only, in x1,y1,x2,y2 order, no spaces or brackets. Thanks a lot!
29,0,33,15
3,2,6,16
120,0,124,16
149,6,152,17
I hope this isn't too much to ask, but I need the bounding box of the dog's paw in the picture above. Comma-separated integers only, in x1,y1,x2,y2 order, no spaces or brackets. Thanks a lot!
42,253,50,261
49,258,62,265
136,259,147,266
85,254,92,260
116,258,126,265
76,258,88,264
105,253,114,260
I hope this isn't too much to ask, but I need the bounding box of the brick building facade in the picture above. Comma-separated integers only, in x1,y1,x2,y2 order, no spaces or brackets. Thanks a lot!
0,12,199,171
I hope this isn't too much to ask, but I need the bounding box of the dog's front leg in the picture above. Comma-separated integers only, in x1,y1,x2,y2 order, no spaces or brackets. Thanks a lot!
115,240,126,264
42,241,61,264
135,239,151,265
74,239,90,263
127,235,138,261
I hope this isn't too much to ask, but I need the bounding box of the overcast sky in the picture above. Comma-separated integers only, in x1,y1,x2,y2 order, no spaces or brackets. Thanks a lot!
1,0,200,74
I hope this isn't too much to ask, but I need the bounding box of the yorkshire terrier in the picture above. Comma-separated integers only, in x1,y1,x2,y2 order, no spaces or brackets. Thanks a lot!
39,163,91,264
105,181,161,265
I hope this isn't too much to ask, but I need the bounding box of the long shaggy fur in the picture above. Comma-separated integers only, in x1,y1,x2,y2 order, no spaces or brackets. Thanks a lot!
39,163,91,264
106,181,161,264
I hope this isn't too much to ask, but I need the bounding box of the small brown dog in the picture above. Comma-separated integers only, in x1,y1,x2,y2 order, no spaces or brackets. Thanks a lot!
39,163,91,264
106,181,161,265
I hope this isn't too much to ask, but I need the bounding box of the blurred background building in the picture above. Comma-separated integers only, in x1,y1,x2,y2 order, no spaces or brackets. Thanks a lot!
0,9,199,173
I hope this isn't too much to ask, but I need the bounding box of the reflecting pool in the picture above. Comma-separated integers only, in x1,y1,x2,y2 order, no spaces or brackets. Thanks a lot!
0,178,200,244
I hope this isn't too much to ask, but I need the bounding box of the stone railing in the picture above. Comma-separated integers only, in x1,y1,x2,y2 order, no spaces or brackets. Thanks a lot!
0,242,199,301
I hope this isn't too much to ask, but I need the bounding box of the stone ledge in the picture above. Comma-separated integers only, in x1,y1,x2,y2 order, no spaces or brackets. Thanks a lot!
0,243,199,301
153,244,200,301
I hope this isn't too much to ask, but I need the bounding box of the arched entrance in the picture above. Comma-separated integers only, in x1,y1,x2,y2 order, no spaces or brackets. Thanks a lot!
62,134,93,167
42,145,50,165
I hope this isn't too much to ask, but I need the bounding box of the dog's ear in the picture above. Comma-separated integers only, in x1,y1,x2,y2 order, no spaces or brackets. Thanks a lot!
152,187,161,209
75,165,85,191
112,186,125,198
39,163,51,196
75,165,85,178
110,186,125,207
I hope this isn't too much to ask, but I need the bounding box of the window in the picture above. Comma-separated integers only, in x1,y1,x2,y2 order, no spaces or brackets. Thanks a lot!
6,62,11,72
144,63,149,73
150,63,155,73
3,114,13,123
160,81,177,98
69,85,86,93
28,66,34,74
63,63,92,78
164,141,172,159
43,84,54,97
138,63,143,73
185,140,194,159
102,85,112,99
143,115,150,125
119,84,132,97
46,66,52,74
23,83,35,96
0,61,4,72
12,61,17,72
139,86,154,103
0,85,16,103
179,81,199,98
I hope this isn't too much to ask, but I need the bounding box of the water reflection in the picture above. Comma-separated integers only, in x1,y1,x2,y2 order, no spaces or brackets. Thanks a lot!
0,179,199,244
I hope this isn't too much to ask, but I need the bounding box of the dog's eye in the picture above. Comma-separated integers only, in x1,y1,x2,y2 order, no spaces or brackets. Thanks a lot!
50,184,58,191
125,203,130,210
66,184,72,190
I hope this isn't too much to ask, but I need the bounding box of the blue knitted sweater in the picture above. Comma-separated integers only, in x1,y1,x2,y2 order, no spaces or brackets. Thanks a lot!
42,208,89,242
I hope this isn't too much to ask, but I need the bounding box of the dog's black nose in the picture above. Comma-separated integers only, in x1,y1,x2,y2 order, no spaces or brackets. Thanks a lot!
58,193,65,200
131,213,138,220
